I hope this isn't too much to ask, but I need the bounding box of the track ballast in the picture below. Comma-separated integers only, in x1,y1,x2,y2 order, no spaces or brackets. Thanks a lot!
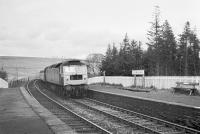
28,79,200,134
27,80,111,134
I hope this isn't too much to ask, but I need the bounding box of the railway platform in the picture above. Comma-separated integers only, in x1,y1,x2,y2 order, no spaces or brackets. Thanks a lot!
88,85,200,130
0,87,53,134
89,85,200,107
0,87,75,134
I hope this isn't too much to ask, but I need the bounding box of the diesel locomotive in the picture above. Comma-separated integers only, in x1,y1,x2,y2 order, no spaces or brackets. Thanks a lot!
40,59,88,98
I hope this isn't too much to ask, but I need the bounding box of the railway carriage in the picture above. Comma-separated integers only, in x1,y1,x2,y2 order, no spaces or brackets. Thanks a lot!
42,59,88,98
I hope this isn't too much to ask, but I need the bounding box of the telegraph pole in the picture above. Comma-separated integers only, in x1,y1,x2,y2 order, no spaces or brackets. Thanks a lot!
16,66,18,80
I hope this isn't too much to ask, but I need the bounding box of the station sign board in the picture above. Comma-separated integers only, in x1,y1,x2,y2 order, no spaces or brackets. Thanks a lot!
132,70,144,75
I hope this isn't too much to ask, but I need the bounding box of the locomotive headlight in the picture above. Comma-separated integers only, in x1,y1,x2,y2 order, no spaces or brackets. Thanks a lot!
65,76,70,81
83,75,87,80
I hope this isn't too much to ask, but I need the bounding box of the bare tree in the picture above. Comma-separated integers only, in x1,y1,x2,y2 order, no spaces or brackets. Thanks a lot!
86,53,104,77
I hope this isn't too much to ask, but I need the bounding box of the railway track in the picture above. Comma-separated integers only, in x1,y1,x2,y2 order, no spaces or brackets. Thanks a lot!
73,99,200,134
36,80,150,133
27,80,111,134
30,80,200,134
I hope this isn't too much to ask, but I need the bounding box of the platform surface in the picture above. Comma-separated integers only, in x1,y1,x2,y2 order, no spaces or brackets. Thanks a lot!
89,85,200,108
0,88,54,134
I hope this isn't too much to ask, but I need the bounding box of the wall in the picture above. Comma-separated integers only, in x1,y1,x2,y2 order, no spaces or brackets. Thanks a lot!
88,76,200,89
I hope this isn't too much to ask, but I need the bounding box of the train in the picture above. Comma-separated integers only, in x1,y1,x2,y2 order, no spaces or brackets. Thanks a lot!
40,59,88,98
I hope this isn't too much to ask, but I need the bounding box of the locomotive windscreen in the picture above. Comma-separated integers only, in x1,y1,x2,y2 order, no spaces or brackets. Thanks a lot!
70,75,82,80
64,65,87,74
64,66,76,73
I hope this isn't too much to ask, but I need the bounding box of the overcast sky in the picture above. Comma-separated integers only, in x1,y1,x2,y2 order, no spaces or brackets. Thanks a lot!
0,0,200,59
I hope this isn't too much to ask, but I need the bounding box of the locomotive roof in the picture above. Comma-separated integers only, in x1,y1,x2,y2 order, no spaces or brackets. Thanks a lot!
46,59,86,69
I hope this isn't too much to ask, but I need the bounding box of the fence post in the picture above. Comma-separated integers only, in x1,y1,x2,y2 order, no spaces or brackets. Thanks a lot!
134,75,136,87
142,74,145,88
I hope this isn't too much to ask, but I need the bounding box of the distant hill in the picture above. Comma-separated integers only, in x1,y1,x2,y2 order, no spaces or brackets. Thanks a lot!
0,56,63,80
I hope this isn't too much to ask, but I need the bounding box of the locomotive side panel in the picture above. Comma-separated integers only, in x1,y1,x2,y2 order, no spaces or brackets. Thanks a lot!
45,68,61,85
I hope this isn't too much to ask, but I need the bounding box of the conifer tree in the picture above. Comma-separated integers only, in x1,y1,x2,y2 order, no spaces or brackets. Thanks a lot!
178,21,200,76
111,44,120,75
101,44,120,76
178,21,200,75
146,6,162,75
101,44,112,75
119,34,131,75
160,20,177,75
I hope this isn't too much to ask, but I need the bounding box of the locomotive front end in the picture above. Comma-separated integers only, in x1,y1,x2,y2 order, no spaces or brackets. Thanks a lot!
43,59,88,98
63,65,87,86
62,60,88,97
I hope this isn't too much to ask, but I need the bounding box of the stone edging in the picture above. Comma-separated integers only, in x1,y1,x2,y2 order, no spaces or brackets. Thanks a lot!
20,86,76,134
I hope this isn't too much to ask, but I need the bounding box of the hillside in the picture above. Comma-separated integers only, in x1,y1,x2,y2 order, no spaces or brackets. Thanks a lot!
0,56,63,80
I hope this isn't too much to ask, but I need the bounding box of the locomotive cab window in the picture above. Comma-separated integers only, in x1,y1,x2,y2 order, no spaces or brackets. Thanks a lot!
70,75,82,80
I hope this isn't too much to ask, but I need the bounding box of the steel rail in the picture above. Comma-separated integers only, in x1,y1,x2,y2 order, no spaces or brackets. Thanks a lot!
73,99,167,134
83,98,200,134
32,80,112,134
26,82,33,96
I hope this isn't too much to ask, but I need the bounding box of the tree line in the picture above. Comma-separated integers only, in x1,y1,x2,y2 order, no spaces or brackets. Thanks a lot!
101,6,200,76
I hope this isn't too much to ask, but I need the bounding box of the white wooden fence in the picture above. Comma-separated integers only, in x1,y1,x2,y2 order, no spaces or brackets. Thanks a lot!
16,74,200,90
88,76,200,90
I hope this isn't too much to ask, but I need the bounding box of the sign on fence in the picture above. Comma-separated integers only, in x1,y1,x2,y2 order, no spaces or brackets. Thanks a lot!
132,70,144,75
